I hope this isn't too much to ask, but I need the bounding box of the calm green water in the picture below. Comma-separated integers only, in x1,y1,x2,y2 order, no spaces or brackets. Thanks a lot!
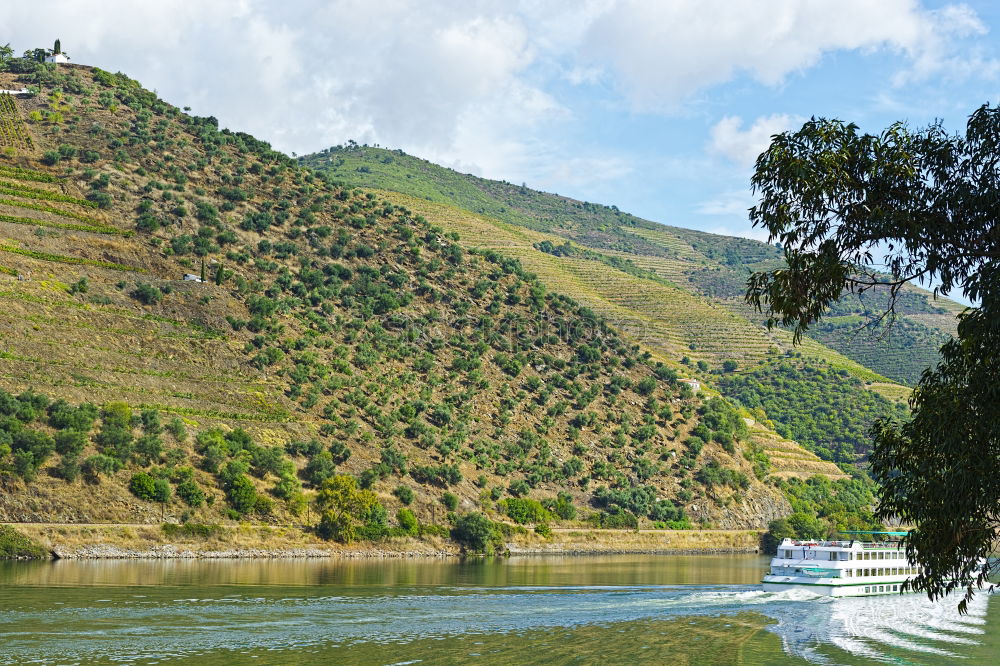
0,555,996,664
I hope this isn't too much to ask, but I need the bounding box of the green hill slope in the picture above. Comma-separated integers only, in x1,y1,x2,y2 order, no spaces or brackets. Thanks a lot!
0,62,809,535
303,145,963,387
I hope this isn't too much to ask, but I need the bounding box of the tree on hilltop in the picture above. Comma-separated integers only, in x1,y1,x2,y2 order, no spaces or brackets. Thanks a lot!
746,104,1000,612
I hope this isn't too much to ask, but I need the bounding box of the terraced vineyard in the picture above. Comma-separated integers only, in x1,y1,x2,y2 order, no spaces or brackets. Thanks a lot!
0,93,33,152
314,146,963,389
377,191,782,366
377,190,902,386
0,163,290,428
746,423,847,481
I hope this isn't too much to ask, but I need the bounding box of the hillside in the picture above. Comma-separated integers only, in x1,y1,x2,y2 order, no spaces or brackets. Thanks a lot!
302,145,964,387
0,60,835,540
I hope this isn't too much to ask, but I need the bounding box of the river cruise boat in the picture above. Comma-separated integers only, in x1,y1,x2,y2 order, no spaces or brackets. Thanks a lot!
762,531,924,596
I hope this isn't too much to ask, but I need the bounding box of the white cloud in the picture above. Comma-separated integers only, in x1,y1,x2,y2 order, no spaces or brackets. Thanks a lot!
0,1,567,180
540,156,633,190
705,223,773,243
578,0,997,111
0,0,996,218
694,190,755,217
708,113,805,168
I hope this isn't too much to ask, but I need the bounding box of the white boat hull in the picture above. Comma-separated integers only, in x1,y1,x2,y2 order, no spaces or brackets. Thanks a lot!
762,577,912,597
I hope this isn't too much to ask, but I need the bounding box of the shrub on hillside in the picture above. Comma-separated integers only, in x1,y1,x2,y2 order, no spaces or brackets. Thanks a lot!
499,497,552,524
441,492,459,511
393,485,414,505
82,454,121,480
396,508,418,536
129,472,157,501
451,512,505,554
0,526,48,559
176,479,206,507
131,282,163,305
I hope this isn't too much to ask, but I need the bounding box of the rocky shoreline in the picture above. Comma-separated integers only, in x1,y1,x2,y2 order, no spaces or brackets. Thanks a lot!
45,543,760,560
6,522,765,561
50,544,458,559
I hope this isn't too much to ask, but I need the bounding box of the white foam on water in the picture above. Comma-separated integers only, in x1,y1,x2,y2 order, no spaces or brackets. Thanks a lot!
768,589,992,662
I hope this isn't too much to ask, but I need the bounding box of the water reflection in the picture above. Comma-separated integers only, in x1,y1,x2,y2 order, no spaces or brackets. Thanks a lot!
0,555,995,665
0,553,769,589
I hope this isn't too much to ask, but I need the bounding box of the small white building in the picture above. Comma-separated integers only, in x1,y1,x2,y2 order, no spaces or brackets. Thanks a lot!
44,39,70,64
182,274,203,283
679,378,701,393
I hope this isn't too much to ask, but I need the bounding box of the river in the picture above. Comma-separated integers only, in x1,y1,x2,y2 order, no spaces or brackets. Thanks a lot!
0,555,996,664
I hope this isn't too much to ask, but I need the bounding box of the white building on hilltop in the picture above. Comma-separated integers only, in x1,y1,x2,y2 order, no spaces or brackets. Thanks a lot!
43,38,70,64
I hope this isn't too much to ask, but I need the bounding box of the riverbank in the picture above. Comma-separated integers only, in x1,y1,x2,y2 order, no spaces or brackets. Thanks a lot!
2,523,764,559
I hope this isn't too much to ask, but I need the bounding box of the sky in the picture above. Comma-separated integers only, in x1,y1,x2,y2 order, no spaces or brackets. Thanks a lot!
4,1,1000,243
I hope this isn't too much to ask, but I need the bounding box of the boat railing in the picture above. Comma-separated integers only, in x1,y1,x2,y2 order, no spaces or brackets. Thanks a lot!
785,539,905,550
786,540,853,548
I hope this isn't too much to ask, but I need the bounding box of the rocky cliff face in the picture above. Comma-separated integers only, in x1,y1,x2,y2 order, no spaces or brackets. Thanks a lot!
704,482,791,530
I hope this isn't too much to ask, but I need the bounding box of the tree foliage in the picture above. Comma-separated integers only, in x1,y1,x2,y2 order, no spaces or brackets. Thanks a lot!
314,474,383,543
747,106,1000,610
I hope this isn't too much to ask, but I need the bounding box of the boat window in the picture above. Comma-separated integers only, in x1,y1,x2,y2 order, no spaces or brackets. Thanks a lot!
893,585,898,591
865,586,870,593
879,585,885,592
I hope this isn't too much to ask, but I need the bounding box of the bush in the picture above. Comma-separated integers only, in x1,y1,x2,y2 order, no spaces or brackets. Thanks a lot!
176,479,206,507
451,512,504,554
129,472,157,501
54,453,80,482
12,451,37,481
393,485,414,505
508,479,530,497
409,463,461,487
635,377,657,396
499,497,552,524
225,474,259,515
303,451,336,487
131,282,163,305
54,429,88,456
166,417,187,442
161,523,223,539
82,454,121,480
589,506,639,529
441,492,459,511
134,434,163,464
87,191,113,209
0,526,48,559
396,508,418,535
153,478,171,503
543,491,577,520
